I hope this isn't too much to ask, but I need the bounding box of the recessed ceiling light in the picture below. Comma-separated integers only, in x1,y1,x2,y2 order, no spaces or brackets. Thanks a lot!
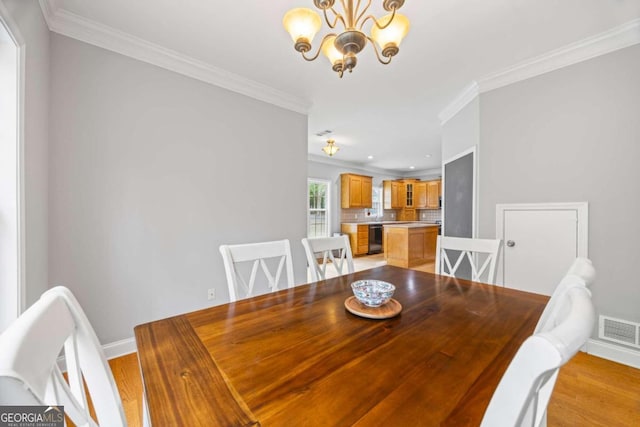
425,154,432,158
409,166,415,170
367,155,373,160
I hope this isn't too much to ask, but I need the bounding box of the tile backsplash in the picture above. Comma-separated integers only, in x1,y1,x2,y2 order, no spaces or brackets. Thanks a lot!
418,209,442,222
341,208,441,223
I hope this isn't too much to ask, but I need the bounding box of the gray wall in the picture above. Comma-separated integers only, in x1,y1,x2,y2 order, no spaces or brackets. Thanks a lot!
478,45,640,329
2,0,50,307
441,97,479,163
49,34,308,343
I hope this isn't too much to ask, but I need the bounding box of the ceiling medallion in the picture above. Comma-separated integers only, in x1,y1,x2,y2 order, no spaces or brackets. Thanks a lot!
283,1,410,78
322,139,340,156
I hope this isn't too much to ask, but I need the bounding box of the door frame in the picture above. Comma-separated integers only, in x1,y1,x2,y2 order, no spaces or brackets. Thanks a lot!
442,146,477,238
0,3,26,323
495,202,589,286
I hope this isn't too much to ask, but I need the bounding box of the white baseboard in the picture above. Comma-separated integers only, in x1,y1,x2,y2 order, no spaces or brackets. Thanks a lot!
57,337,137,371
103,337,137,360
587,338,640,369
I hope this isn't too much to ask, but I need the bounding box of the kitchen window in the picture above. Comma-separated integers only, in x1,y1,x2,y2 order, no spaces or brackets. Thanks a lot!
368,186,383,219
308,179,330,238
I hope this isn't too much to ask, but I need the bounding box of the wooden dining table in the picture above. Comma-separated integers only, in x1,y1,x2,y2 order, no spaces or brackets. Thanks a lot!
134,265,548,426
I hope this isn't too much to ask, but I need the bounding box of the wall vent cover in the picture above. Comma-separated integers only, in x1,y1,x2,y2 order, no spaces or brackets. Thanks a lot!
599,315,640,349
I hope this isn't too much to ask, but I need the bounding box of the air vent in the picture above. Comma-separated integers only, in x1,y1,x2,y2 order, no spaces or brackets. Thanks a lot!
315,130,332,137
599,315,640,349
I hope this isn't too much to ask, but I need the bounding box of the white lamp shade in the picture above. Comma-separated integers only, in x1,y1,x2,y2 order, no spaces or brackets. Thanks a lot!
322,140,340,156
322,35,343,66
370,13,410,50
283,8,322,43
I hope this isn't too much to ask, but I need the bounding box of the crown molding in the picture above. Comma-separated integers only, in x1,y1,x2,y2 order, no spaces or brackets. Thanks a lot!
38,1,311,115
397,168,442,179
439,18,640,126
478,18,640,93
438,81,479,126
308,154,442,177
308,154,397,176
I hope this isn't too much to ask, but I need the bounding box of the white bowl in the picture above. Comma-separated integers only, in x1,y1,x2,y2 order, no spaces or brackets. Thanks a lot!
351,280,395,307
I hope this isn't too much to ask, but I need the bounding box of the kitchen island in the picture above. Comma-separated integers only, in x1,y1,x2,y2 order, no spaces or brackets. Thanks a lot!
384,223,439,268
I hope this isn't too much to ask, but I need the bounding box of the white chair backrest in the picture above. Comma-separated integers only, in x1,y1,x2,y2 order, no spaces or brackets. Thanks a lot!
301,235,355,282
219,239,295,302
535,257,596,334
435,236,502,284
0,286,126,427
481,285,595,427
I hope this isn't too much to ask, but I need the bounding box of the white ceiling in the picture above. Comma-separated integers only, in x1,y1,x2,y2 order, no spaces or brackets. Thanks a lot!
47,0,640,173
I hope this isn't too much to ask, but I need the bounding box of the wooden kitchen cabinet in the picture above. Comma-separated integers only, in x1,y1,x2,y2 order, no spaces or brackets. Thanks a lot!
384,224,439,268
415,182,428,208
341,223,369,256
383,180,403,209
404,180,415,208
426,180,441,209
397,208,417,221
341,174,372,209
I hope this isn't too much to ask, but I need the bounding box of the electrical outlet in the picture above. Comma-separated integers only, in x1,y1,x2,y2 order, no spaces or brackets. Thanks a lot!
391,213,395,219
207,288,215,300
355,214,358,219
422,213,426,219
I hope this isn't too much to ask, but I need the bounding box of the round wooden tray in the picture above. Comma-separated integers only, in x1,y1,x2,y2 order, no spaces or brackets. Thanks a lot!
344,296,402,319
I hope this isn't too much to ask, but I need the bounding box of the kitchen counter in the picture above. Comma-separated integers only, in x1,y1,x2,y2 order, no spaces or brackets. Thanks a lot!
341,221,440,226
383,222,440,229
384,223,439,268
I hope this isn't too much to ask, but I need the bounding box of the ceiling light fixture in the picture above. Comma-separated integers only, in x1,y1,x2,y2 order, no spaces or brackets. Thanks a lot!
283,1,410,78
322,139,340,156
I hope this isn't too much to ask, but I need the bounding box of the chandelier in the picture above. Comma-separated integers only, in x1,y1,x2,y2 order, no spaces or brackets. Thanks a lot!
283,1,410,78
322,139,340,156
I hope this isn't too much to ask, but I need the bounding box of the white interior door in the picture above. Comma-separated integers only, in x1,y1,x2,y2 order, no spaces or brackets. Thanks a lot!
497,203,588,296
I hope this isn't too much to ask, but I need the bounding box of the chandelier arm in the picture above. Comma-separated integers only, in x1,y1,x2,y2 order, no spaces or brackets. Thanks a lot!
367,36,393,64
353,0,372,28
361,7,397,30
301,33,339,61
323,7,345,29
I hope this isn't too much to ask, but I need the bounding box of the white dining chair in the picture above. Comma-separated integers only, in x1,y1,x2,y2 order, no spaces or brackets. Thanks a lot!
0,286,127,426
535,257,596,334
301,235,355,282
481,285,595,427
435,236,502,284
219,239,295,302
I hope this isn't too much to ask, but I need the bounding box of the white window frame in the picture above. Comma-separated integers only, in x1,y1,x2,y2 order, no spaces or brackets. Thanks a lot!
307,178,331,238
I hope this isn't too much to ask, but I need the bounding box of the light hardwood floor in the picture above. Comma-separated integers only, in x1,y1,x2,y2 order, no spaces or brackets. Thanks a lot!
112,255,640,426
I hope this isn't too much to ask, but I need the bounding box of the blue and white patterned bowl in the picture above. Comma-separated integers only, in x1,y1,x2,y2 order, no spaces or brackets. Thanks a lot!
351,280,395,307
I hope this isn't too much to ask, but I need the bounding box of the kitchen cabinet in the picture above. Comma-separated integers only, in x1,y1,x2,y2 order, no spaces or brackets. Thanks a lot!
404,180,415,208
383,180,403,209
341,174,372,209
397,208,417,221
426,180,441,209
384,224,439,268
415,182,428,208
341,223,369,256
